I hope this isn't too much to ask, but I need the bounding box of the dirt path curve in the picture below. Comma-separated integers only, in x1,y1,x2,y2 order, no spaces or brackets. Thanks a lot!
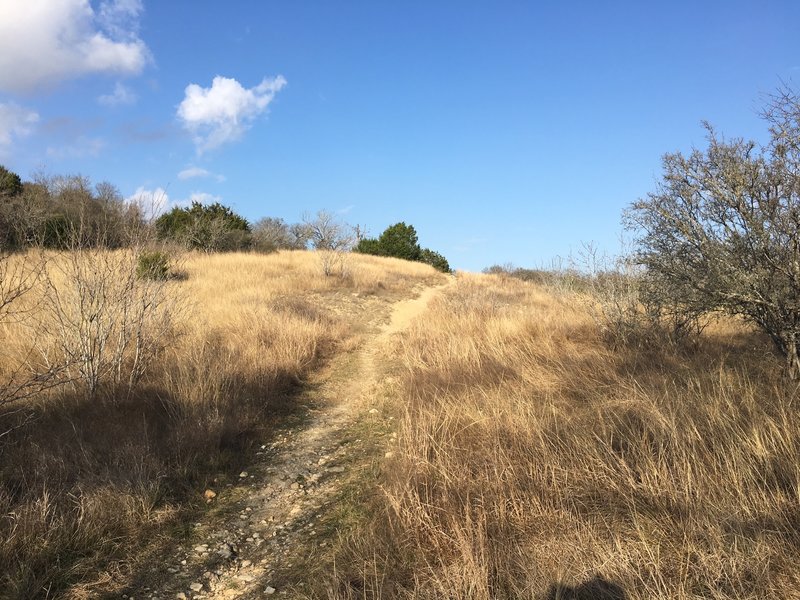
129,277,454,600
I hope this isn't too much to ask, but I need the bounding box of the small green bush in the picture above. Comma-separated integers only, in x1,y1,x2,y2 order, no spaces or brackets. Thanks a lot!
136,251,171,281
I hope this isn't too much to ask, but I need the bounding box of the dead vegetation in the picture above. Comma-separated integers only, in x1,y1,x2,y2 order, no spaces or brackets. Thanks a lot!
2,246,796,599
0,249,440,599
322,273,800,600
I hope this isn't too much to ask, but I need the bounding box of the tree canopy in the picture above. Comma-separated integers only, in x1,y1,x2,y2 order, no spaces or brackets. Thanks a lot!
156,201,251,252
627,86,800,377
0,165,22,198
356,221,451,272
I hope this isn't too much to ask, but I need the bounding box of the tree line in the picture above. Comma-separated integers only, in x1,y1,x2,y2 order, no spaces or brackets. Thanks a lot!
0,168,451,272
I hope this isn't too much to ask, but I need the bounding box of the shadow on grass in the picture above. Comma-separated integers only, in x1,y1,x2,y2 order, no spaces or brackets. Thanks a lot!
0,364,312,599
544,575,627,600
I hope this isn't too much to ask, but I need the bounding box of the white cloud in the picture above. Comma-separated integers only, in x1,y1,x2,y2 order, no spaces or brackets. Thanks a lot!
177,166,226,182
177,75,287,153
98,82,137,106
0,102,39,150
0,0,150,93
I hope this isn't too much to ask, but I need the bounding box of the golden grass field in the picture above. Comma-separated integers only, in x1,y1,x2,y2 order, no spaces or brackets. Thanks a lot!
323,273,800,600
0,249,440,599
1,251,798,599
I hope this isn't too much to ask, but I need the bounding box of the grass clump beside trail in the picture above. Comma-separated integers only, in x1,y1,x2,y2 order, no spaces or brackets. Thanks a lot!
323,273,800,600
0,249,441,599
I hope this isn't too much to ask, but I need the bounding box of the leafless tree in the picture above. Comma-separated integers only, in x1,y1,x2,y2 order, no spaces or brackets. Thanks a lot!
302,210,355,252
251,217,308,252
302,210,356,277
627,86,800,376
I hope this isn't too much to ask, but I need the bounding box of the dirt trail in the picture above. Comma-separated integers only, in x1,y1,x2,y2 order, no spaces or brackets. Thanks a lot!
129,278,453,600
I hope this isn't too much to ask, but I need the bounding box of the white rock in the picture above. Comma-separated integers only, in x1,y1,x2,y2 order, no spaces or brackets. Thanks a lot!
265,586,276,594
239,471,248,478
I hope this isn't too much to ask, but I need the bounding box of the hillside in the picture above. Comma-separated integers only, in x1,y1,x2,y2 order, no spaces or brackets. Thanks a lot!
0,250,444,599
1,252,798,599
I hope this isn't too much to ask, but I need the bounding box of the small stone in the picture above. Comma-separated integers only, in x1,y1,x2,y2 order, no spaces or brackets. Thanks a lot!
264,587,276,595
328,466,345,473
194,545,208,553
176,594,187,600
385,451,394,458
239,471,248,478
189,582,203,592
290,482,299,490
203,489,217,502
368,408,379,414
241,559,252,568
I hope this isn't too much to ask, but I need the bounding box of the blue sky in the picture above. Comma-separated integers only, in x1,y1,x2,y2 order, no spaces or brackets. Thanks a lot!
1,1,798,271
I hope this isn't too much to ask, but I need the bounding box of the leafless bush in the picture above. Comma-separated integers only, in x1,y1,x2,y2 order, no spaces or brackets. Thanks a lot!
628,86,800,377
39,246,183,401
0,251,56,413
251,217,309,252
303,210,356,277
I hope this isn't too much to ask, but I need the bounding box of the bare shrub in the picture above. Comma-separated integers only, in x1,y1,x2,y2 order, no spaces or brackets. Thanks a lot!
0,251,60,424
39,247,182,400
628,87,800,377
303,210,356,277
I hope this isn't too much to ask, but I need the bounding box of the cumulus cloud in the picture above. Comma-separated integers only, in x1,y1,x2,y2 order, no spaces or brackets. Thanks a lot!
0,102,40,151
177,75,286,153
177,166,226,182
0,0,150,92
98,82,137,106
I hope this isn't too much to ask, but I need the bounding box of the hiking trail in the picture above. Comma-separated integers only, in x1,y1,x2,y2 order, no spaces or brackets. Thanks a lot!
126,278,453,600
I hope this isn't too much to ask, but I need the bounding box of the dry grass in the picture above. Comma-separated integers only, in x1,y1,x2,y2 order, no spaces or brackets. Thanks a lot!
325,273,800,599
0,249,441,599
